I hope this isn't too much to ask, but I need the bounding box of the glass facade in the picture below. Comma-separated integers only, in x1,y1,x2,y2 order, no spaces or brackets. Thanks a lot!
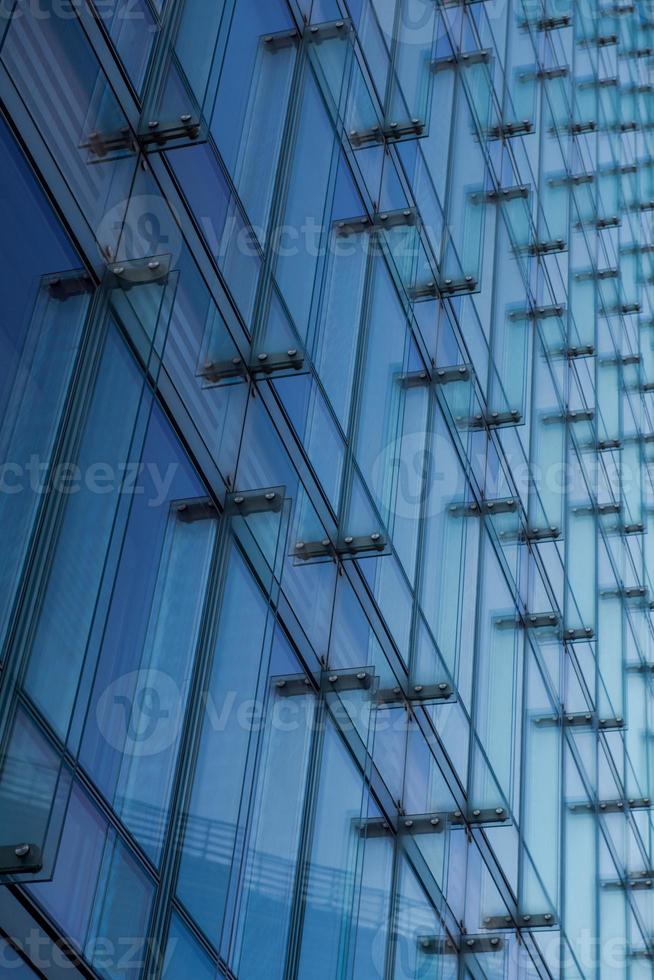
1,0,654,977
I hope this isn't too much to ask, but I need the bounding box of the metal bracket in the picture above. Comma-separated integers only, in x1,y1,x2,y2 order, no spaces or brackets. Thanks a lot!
333,215,374,236
293,537,335,561
250,349,304,374
620,45,654,57
399,813,447,834
431,50,491,72
0,843,42,875
375,682,453,704
419,934,504,954
565,344,596,358
482,912,556,929
321,668,376,695
397,370,431,388
140,115,203,148
439,276,478,294
434,364,472,384
271,673,315,697
224,487,284,517
198,356,246,384
534,14,571,29
474,185,530,203
601,585,647,600
450,498,518,517
304,18,351,42
597,439,622,451
601,303,641,316
408,280,439,301
602,874,654,891
293,531,386,560
336,532,386,556
451,807,509,826
523,611,561,630
509,304,565,320
262,29,300,49
353,816,394,838
630,947,654,960
488,120,534,139
383,119,426,141
549,172,594,188
563,626,595,641
568,121,597,134
334,209,417,235
81,127,136,159
596,216,621,228
597,717,625,730
534,712,595,728
587,33,619,46
458,410,522,429
46,273,94,300
106,256,170,289
174,497,218,523
527,239,566,256
520,526,561,542
569,798,650,814
375,208,418,230
544,409,594,424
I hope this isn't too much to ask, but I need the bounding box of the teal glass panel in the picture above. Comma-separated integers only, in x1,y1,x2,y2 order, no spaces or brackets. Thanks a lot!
1,0,137,254
0,273,90,657
565,496,597,634
139,0,229,145
175,536,285,945
80,483,218,865
228,679,317,980
521,644,560,913
163,914,215,980
471,536,522,809
391,856,444,980
419,407,479,689
30,782,154,980
387,0,438,133
294,721,371,980
0,261,175,884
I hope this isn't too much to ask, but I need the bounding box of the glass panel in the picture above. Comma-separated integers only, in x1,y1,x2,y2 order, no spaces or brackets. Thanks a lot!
0,259,176,883
521,644,560,914
471,536,521,810
139,0,230,146
1,0,137,253
293,720,372,980
175,517,287,945
78,439,219,864
163,914,215,980
28,781,154,980
0,274,90,656
228,674,317,980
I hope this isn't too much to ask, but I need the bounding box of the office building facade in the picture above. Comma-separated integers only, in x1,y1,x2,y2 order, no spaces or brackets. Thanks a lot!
1,0,654,976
